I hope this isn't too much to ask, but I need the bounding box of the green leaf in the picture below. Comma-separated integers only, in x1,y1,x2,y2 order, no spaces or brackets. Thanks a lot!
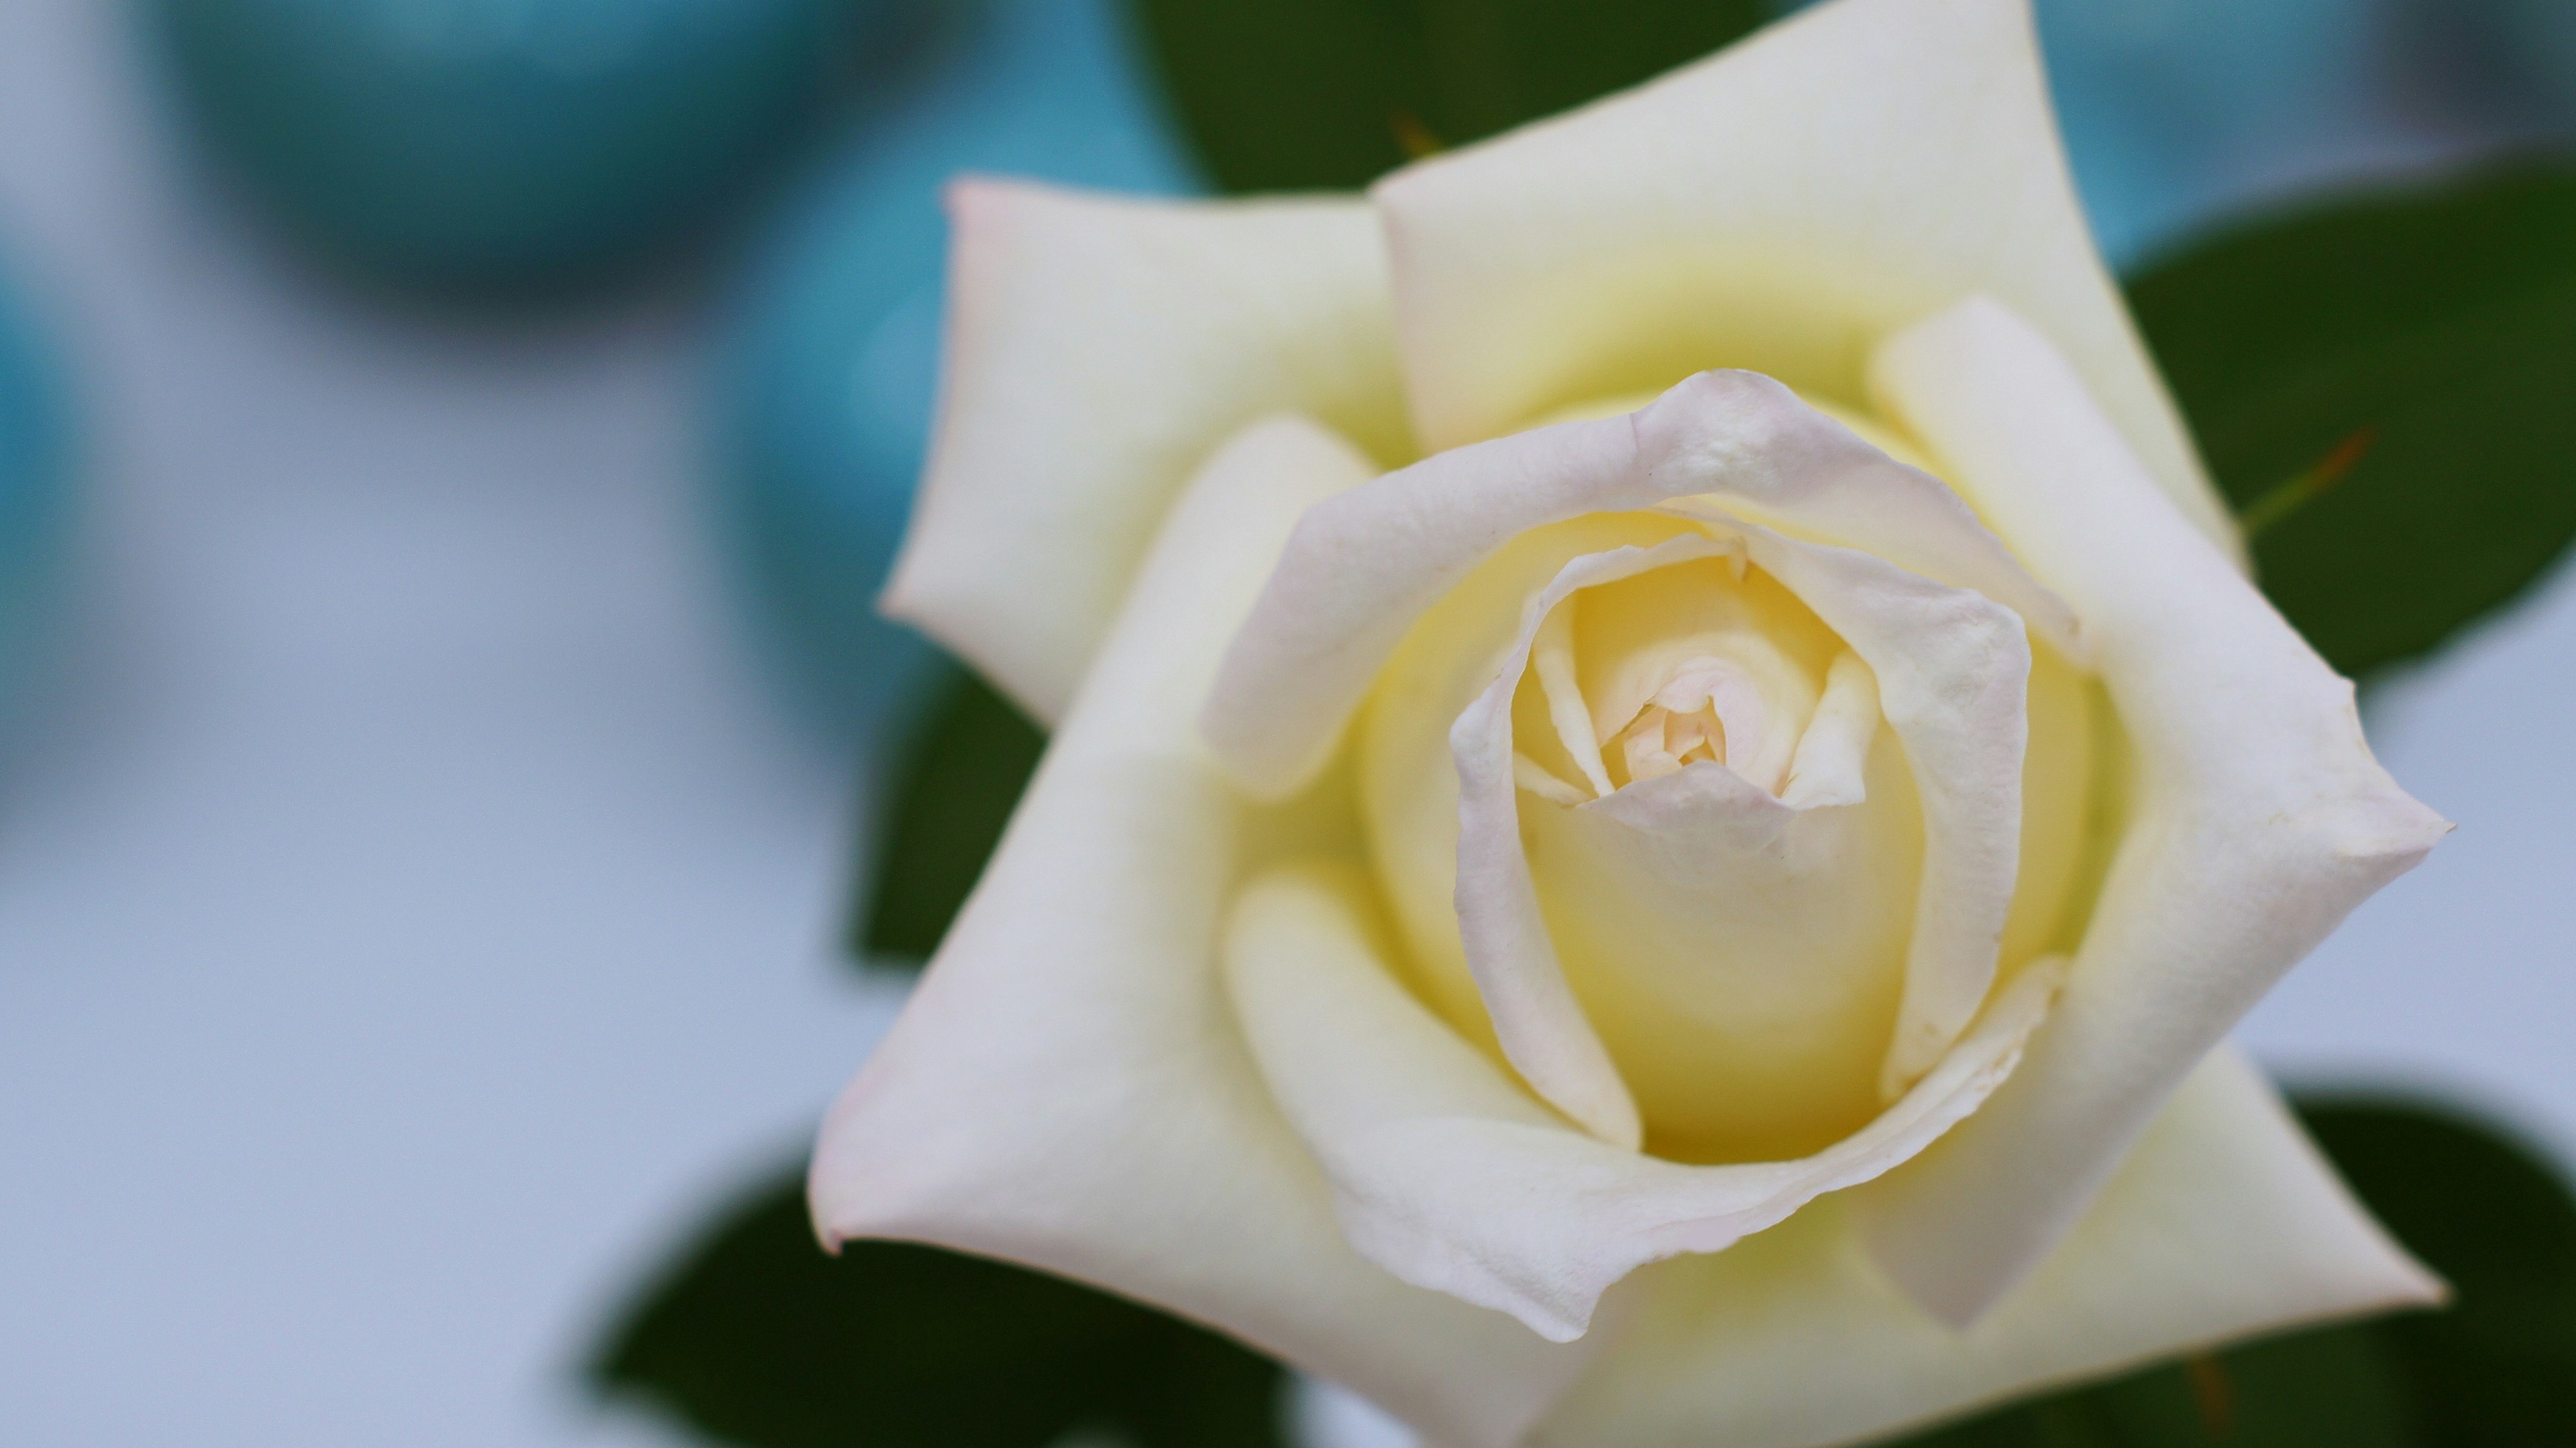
1128,0,1771,193
2300,1097,2576,1445
1892,1325,2412,1447
594,1166,1289,1448
2127,165,2576,678
853,664,1046,964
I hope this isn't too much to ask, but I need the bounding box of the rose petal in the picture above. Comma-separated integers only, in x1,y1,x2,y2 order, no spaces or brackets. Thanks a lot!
1452,535,1737,1149
1205,368,2075,798
1448,517,2029,1139
1782,652,1878,809
1368,0,2237,558
1854,297,2451,1323
1528,1047,2442,1448
883,180,1410,723
1532,602,1617,798
1728,524,2031,1102
1223,862,2066,1343
812,415,1589,1446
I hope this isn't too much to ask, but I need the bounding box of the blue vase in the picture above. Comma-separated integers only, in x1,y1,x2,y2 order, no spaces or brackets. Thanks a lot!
2034,0,2381,264
0,258,71,739
148,0,914,289
713,0,1197,743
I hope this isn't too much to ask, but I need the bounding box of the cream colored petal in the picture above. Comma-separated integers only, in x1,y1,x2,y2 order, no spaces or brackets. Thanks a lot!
1452,535,1741,1149
1520,715,1922,1163
883,179,1411,723
1856,298,2449,1324
1531,1045,2440,1448
1531,603,1615,798
812,416,1588,1447
1224,862,2066,1344
1368,0,2237,559
1204,369,2074,798
1782,652,1879,809
1723,522,2032,1102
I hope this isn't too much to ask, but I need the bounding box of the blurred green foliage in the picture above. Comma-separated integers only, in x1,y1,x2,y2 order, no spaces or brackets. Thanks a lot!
1898,1327,2412,1448
851,665,1046,964
595,1170,1287,1447
1126,0,1769,192
2129,166,2576,679
2302,1098,2576,1445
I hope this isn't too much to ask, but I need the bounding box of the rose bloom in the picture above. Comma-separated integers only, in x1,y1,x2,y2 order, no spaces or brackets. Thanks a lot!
809,0,2450,1442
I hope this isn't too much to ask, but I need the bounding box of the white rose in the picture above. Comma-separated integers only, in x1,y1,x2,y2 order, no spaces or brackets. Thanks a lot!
810,0,2451,1443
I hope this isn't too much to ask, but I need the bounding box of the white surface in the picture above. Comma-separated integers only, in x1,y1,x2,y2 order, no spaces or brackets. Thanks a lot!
0,1,2567,1445
0,3,894,1445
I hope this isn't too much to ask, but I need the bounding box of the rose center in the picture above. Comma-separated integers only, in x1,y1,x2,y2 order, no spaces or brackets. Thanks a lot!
1613,655,1757,784
1515,557,1827,807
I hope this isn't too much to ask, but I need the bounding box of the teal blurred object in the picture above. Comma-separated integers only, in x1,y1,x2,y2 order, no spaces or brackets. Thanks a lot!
0,257,70,737
148,0,908,289
715,0,1195,742
2038,0,2380,264
2485,0,2576,121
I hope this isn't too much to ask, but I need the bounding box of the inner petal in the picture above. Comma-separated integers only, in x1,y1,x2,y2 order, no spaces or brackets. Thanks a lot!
1533,602,1615,798
1354,432,2102,1168
1581,558,1832,797
1472,535,1929,1159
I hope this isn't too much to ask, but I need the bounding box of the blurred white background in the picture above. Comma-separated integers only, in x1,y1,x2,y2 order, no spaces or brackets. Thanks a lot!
0,0,2567,1445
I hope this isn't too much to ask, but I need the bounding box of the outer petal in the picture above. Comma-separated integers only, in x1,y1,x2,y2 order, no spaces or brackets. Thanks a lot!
883,180,1411,722
1367,0,2240,559
811,415,1589,1447
1852,298,2450,1323
1224,861,2066,1344
1203,369,2075,797
1527,1046,2443,1448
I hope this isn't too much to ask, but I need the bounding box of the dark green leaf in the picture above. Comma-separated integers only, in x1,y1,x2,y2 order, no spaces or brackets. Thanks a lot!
594,1166,1288,1448
1892,1325,2412,1447
1128,0,1770,193
853,664,1046,963
2127,164,2576,678
2300,1097,2576,1446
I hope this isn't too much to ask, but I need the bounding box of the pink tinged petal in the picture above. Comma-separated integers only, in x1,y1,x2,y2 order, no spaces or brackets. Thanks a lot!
1451,535,1739,1149
1224,862,2069,1343
1203,368,2075,799
1368,0,2238,561
883,179,1410,723
1528,1047,2443,1448
1634,657,1780,790
810,416,1589,1447
1854,297,2452,1325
